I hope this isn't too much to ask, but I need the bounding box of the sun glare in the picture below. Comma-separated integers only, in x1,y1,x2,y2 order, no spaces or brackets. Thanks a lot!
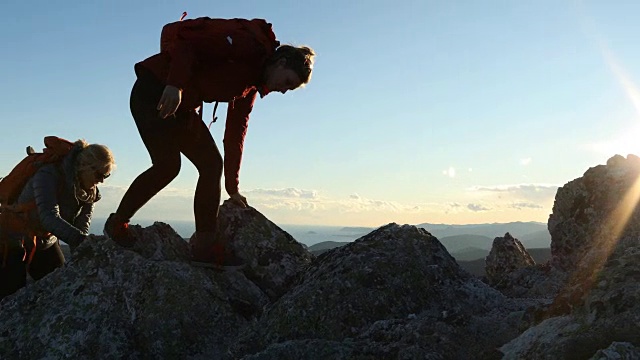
593,125,640,157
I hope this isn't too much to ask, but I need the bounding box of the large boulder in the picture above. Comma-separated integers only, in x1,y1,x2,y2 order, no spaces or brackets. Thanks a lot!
548,154,640,272
485,232,535,285
485,233,565,299
217,200,314,300
234,224,535,359
501,155,640,358
0,204,312,359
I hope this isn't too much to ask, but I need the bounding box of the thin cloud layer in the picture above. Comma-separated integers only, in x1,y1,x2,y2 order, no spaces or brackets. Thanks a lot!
510,202,544,210
471,183,559,201
467,203,490,212
245,188,318,199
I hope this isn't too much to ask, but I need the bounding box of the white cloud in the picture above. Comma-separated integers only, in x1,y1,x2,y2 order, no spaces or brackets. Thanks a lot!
245,188,318,199
442,167,456,178
350,194,361,200
471,183,559,201
467,203,490,212
510,202,544,210
520,158,532,166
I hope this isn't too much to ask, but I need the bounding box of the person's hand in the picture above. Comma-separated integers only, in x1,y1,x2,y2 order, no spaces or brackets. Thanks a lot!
230,192,248,208
157,85,182,118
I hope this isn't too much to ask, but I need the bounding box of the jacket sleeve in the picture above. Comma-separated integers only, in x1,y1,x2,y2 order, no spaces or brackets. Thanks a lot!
73,202,94,236
31,167,86,248
166,40,196,91
223,89,257,196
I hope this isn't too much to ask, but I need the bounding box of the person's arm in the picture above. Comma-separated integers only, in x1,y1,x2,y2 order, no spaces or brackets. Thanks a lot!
31,167,86,249
165,40,196,92
223,89,258,196
73,201,95,236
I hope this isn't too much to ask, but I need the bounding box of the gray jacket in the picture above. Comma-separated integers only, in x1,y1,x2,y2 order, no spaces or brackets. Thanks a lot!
12,144,101,250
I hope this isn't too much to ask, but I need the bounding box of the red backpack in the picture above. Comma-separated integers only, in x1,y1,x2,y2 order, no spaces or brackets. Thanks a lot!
160,12,279,60
0,136,73,267
0,136,74,210
159,13,279,125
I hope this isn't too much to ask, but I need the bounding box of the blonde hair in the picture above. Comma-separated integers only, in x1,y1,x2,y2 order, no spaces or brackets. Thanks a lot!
74,140,115,174
269,45,315,85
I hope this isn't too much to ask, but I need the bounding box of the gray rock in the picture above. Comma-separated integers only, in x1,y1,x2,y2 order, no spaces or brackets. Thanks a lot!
0,205,311,359
501,154,640,359
218,200,314,300
485,232,536,286
234,224,533,359
589,342,640,360
4,154,640,360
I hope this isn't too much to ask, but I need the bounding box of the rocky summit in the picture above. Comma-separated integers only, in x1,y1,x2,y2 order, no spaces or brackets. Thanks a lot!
1,155,640,359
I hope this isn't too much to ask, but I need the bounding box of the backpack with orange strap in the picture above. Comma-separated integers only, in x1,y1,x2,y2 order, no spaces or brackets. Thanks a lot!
0,136,74,268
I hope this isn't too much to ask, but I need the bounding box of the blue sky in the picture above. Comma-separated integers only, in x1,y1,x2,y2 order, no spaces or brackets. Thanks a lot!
1,1,640,227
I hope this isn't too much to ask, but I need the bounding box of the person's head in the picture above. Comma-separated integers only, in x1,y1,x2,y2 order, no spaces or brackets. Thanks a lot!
264,45,315,94
74,140,115,191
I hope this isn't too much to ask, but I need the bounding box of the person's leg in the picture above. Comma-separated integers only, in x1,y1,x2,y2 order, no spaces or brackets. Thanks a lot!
179,122,244,269
178,119,223,233
115,76,183,220
28,241,65,281
0,248,27,299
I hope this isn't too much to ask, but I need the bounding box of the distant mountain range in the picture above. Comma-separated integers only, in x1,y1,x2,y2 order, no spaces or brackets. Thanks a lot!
416,221,547,239
308,221,551,258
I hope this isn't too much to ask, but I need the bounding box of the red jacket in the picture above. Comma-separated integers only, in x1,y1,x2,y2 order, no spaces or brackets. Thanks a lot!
135,19,279,195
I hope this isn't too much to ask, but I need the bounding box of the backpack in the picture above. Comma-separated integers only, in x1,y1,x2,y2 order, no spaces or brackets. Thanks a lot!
159,13,279,126
0,136,74,209
0,136,73,267
160,13,279,61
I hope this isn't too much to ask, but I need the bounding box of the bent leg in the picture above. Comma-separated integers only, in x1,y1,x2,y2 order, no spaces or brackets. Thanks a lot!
116,76,182,220
179,119,223,233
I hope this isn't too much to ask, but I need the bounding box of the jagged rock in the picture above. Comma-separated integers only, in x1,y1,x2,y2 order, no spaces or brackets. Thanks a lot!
548,154,640,272
485,232,536,285
6,151,640,360
234,224,537,359
0,205,312,359
218,200,314,300
484,233,565,299
588,342,640,359
501,155,640,359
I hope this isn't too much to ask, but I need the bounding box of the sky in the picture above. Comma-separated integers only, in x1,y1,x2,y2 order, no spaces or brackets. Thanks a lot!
1,1,640,228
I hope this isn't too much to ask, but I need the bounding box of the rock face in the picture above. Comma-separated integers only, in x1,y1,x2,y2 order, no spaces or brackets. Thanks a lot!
485,232,535,285
217,202,314,300
233,224,535,359
484,233,565,299
500,155,640,359
2,155,640,359
0,201,311,359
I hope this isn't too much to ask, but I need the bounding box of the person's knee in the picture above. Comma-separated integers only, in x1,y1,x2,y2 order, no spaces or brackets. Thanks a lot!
197,153,223,179
155,156,182,182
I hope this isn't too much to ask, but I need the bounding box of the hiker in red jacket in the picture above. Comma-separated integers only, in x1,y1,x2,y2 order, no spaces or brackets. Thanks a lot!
103,17,315,269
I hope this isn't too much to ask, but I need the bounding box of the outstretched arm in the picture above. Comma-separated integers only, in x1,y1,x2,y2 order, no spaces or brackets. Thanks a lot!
223,89,257,197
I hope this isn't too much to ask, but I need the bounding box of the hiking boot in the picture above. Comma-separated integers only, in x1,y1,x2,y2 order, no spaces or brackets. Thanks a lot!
189,231,245,271
103,213,135,248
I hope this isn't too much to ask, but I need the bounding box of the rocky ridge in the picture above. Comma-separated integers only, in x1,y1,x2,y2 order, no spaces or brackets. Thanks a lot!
0,155,639,359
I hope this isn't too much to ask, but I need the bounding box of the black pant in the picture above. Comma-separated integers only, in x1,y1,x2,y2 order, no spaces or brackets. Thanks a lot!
0,242,65,299
116,74,223,232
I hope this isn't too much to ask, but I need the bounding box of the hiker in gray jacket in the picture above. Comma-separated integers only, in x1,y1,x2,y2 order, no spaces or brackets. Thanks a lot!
0,139,115,299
